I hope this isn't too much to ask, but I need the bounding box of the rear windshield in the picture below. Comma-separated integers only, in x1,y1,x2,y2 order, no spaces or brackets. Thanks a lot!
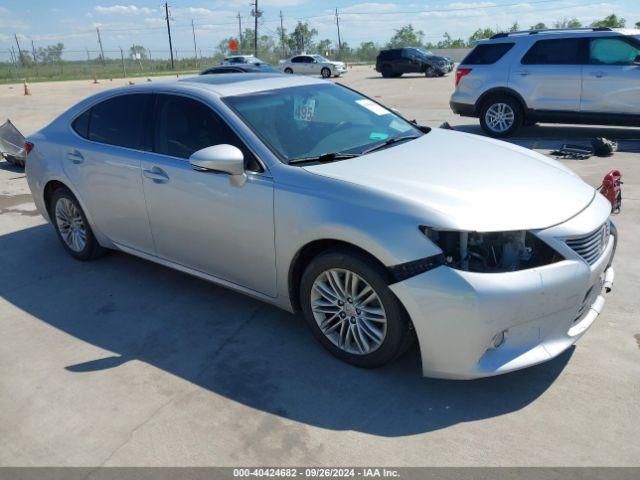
462,43,514,65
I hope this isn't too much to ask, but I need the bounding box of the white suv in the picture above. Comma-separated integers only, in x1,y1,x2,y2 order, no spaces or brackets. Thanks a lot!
450,27,640,137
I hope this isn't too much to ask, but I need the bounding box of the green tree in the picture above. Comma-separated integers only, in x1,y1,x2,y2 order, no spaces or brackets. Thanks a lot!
467,28,496,45
530,22,547,30
287,21,318,54
355,41,379,62
36,43,64,63
636,21,640,29
554,18,582,28
386,24,424,48
591,14,626,28
509,22,520,32
129,44,147,60
316,39,333,56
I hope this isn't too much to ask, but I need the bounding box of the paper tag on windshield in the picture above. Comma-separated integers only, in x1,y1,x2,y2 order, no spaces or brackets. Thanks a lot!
294,97,316,122
356,99,390,116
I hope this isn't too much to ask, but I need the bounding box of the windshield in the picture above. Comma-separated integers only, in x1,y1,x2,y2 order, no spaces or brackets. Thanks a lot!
224,84,422,163
416,48,434,56
313,55,329,62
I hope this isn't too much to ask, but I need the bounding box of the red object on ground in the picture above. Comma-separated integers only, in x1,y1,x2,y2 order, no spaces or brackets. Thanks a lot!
229,39,238,53
599,169,622,213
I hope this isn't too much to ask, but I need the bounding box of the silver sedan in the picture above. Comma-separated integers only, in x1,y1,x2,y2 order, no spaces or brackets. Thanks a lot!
25,73,616,379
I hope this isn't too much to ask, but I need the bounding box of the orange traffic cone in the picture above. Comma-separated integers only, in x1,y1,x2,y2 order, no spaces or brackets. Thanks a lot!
23,80,31,96
128,81,135,85
92,73,99,84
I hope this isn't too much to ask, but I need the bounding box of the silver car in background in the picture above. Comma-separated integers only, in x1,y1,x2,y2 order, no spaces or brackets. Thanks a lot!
279,54,347,78
25,73,616,379
450,27,640,137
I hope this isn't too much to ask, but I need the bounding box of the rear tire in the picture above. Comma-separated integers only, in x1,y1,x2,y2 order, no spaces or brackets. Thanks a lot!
50,187,106,261
284,67,293,74
381,64,393,78
479,95,522,138
300,249,412,369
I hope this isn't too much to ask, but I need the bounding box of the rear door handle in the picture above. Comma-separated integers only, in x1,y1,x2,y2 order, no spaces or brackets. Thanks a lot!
591,71,606,78
143,167,169,183
66,150,84,164
518,70,530,77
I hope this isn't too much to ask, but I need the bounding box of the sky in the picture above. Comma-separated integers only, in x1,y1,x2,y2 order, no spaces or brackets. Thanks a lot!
1,0,639,60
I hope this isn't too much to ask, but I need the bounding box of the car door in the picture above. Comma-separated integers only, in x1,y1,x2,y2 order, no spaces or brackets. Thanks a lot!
290,56,303,73
510,38,585,112
65,93,155,253
140,93,276,296
581,36,640,113
404,49,423,73
302,55,320,75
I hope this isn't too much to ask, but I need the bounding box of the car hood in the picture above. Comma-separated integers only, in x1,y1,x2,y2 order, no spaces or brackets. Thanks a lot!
303,129,596,231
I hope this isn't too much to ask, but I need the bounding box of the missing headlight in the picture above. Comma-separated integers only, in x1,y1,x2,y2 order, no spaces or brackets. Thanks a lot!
421,227,563,273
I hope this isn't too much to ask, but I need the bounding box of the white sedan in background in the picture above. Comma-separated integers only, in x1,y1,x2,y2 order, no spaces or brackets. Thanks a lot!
279,54,347,78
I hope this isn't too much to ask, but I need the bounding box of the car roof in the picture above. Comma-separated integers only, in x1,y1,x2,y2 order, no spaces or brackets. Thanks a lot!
177,72,326,96
479,27,640,44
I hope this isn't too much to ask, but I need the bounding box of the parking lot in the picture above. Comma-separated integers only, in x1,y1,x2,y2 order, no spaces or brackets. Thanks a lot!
1,66,639,466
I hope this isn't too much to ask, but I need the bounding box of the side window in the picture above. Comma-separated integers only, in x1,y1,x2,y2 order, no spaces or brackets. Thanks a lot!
88,94,152,149
291,56,303,63
303,56,314,63
521,38,584,65
589,38,640,65
462,43,514,65
154,94,261,172
72,109,90,139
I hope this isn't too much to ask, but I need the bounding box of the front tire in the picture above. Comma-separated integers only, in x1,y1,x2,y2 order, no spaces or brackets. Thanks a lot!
425,66,437,78
300,250,412,368
321,67,331,78
50,187,106,261
479,95,522,138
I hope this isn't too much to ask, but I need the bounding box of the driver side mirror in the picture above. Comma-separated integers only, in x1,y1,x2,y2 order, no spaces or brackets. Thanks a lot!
189,144,246,187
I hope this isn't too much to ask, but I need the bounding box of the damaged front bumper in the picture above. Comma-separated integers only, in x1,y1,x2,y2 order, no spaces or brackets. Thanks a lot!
391,199,616,379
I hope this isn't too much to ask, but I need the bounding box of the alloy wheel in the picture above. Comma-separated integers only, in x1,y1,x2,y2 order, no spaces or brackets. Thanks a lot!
310,268,387,355
485,103,515,133
55,197,87,252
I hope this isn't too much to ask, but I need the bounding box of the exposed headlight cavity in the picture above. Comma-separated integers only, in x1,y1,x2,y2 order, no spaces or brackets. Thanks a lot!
421,227,562,273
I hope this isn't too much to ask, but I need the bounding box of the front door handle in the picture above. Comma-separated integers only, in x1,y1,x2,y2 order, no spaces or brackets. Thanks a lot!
66,150,84,164
518,70,530,77
143,167,169,183
590,71,607,78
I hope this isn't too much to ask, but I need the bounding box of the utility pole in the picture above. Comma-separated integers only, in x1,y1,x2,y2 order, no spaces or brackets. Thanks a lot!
251,0,260,57
237,13,243,52
14,34,24,66
30,39,37,62
119,47,126,77
279,10,285,57
164,2,174,69
191,19,198,66
335,8,342,57
96,27,105,65
86,48,90,61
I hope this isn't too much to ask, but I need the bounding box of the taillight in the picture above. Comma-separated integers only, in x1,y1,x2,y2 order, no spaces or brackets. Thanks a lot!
24,141,34,155
455,67,472,86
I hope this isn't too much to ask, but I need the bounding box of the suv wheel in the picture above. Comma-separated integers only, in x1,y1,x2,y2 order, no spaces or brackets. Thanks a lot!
425,66,437,78
50,187,106,261
300,250,412,368
480,96,522,138
320,67,331,79
381,64,393,78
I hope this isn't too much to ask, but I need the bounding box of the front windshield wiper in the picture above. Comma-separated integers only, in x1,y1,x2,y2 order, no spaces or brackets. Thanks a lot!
360,134,421,156
288,152,360,165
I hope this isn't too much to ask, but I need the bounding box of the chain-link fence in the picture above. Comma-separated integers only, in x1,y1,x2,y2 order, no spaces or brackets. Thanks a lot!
0,48,229,83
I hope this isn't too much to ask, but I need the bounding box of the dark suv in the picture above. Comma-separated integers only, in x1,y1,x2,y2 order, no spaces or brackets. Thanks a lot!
376,47,454,78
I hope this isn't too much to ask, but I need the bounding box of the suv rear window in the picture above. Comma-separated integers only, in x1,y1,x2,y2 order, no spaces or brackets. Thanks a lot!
521,38,584,65
462,43,514,65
